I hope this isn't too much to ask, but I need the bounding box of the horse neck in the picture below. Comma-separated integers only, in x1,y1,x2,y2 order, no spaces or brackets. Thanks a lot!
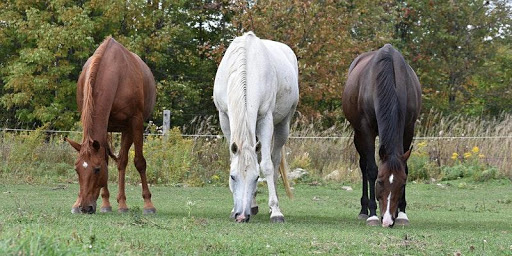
81,37,113,145
375,48,405,156
227,34,258,149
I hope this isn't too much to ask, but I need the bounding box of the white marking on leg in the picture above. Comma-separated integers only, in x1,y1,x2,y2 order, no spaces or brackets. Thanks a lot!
382,192,393,227
389,174,394,184
397,211,409,220
367,215,379,221
82,161,88,168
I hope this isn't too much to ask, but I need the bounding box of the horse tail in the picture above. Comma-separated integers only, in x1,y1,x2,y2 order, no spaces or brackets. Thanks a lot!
81,36,112,137
279,147,294,199
375,44,404,150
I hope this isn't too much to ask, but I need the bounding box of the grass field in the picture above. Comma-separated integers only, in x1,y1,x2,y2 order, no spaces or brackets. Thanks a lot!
1,179,511,255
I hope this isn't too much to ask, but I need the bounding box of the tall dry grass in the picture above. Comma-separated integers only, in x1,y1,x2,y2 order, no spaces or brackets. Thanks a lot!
1,111,511,185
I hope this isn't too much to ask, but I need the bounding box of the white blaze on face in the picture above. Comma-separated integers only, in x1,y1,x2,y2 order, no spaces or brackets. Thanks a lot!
382,192,393,227
389,174,394,184
82,161,88,168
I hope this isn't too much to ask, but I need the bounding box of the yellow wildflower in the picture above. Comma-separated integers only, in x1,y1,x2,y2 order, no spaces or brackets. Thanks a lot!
464,152,472,159
417,141,427,148
478,154,485,158
451,152,459,160
472,146,479,154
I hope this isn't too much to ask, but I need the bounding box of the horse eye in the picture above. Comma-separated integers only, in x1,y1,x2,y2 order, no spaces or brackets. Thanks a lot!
255,176,260,182
94,167,100,174
230,175,235,181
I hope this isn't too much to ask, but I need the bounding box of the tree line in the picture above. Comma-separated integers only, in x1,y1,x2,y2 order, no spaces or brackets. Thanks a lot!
1,0,510,131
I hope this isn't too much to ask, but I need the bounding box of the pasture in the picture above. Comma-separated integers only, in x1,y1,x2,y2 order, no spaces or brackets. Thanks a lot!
1,180,511,255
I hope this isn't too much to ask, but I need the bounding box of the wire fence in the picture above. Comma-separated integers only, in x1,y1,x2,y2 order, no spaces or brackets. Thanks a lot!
1,127,512,140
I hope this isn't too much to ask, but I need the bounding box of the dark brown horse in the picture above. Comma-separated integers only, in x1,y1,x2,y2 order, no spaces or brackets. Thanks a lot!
342,44,421,227
66,37,156,214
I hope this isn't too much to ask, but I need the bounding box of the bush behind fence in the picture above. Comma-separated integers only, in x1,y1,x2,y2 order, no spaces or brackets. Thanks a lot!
1,113,511,185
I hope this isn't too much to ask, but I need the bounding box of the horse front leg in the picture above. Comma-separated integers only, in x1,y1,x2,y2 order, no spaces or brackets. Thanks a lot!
395,163,410,226
396,129,414,225
100,186,112,212
257,114,283,223
71,193,81,214
132,118,156,214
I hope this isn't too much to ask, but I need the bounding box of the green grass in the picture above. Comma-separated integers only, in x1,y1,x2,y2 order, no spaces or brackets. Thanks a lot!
1,180,511,255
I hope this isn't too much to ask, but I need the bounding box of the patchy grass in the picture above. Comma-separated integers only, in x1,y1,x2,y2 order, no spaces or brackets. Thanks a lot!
0,180,511,255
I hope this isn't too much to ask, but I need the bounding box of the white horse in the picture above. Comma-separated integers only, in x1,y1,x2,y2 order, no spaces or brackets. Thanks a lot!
213,32,299,223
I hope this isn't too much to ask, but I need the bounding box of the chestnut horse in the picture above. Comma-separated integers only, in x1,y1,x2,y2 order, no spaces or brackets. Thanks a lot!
342,44,421,227
66,37,156,214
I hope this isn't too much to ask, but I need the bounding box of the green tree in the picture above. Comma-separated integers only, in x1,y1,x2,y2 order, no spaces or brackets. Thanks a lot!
229,0,398,126
0,0,235,130
0,0,96,129
393,0,512,114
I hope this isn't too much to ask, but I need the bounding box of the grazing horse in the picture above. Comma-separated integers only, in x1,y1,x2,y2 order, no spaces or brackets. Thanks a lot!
342,44,421,227
213,32,298,223
66,37,156,214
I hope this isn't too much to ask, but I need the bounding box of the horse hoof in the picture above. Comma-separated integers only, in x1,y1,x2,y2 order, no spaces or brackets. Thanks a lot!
395,218,409,226
143,208,156,214
366,216,380,226
71,207,81,214
270,216,285,223
357,214,369,220
100,206,112,213
118,208,129,213
251,206,259,216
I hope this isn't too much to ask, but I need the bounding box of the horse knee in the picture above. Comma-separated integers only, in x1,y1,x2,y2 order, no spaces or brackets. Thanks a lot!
260,160,274,176
134,156,147,173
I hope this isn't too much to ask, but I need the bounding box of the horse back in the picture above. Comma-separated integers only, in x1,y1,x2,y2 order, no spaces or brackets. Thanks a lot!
342,51,376,128
77,38,156,132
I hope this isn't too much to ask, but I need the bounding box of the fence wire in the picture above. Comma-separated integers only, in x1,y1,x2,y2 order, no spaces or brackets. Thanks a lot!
1,127,512,140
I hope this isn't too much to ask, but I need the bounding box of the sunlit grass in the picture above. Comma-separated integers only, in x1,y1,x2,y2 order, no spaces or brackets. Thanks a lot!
0,181,511,255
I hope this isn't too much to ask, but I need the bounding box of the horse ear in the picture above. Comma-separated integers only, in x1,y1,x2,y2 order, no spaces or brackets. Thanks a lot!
92,140,101,151
403,146,413,161
230,142,238,154
255,141,261,153
65,137,81,152
379,145,388,161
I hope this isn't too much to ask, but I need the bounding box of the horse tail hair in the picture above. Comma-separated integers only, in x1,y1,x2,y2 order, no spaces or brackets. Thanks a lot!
375,44,404,149
81,36,112,138
279,147,293,199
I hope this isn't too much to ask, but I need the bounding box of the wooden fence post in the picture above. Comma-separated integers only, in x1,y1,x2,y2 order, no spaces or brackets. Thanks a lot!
163,110,171,135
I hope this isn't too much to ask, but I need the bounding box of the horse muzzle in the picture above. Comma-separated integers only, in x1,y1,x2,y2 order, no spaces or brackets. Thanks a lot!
80,202,97,214
234,213,251,223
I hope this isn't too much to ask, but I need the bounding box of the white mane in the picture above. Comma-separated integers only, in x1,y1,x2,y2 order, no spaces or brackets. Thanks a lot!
227,32,257,149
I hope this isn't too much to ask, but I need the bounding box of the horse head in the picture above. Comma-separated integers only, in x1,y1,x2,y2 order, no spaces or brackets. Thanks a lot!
66,138,111,214
229,141,260,222
376,145,412,227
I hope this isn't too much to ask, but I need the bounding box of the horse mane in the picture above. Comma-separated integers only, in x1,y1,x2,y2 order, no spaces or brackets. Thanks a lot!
81,36,113,141
375,45,405,159
227,32,257,149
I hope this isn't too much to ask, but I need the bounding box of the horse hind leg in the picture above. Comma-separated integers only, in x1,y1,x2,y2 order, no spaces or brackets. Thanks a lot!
354,130,379,226
116,131,133,213
132,119,156,214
